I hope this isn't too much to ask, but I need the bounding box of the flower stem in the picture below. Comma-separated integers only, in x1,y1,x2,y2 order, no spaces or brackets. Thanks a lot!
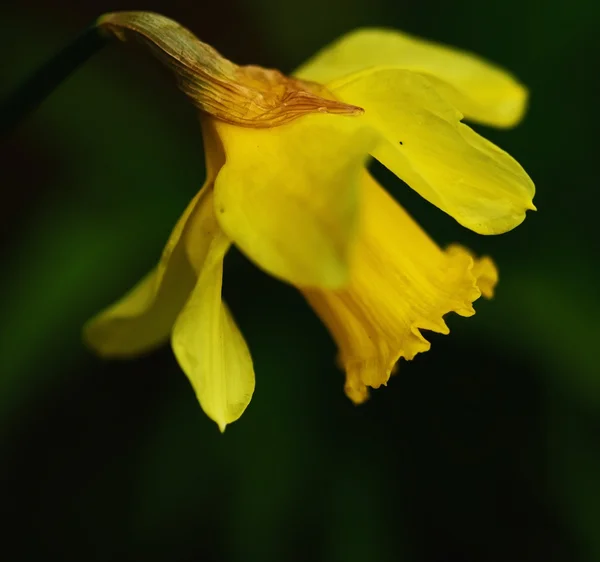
1,24,108,136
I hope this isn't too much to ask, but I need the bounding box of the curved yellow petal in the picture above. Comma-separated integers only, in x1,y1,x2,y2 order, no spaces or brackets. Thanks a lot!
84,118,225,357
208,114,377,289
302,172,497,404
171,191,255,431
296,28,527,128
83,188,206,357
331,69,535,235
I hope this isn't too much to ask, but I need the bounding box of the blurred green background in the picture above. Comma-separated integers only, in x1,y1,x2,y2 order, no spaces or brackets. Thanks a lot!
2,0,599,560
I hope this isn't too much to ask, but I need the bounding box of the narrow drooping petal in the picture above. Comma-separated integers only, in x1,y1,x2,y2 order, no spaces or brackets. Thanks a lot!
172,190,255,431
330,69,535,235
83,189,206,357
83,119,225,357
295,28,527,128
208,114,377,289
302,173,497,404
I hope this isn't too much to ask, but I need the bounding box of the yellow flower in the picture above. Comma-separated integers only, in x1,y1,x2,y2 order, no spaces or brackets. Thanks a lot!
85,12,535,430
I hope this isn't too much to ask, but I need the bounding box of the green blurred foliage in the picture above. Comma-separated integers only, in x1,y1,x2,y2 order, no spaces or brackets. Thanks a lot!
1,0,599,561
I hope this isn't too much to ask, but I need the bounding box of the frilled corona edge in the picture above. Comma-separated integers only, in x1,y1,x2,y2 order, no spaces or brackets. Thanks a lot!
97,11,363,127
303,173,499,404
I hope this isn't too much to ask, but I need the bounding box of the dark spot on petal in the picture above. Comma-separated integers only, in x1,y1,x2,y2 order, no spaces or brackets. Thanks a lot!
399,141,404,145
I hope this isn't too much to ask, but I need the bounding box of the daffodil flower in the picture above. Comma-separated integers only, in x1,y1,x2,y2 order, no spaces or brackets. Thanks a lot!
84,12,535,431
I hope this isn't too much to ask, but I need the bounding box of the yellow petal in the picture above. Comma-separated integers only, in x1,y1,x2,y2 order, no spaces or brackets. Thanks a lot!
83,188,206,357
208,114,377,289
331,69,535,235
296,28,527,128
84,118,225,357
302,172,497,404
171,191,255,431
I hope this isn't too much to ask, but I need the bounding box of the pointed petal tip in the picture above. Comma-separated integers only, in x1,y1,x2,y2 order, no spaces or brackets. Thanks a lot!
463,202,536,235
82,326,106,357
82,313,168,359
81,318,125,359
488,82,529,129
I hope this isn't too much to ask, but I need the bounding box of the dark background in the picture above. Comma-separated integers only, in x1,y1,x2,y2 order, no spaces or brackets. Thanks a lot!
2,0,599,560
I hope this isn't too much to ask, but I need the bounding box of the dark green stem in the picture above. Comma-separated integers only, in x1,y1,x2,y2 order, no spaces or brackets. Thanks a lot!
1,24,108,136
